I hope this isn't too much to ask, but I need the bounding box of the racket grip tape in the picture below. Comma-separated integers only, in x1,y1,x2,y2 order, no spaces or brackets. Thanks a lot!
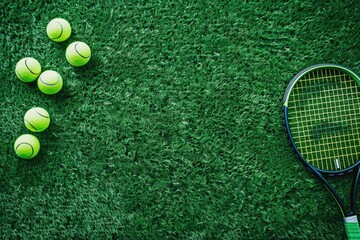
344,216,360,240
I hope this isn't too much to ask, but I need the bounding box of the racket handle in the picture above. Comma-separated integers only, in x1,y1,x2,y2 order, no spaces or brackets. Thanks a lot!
344,216,360,240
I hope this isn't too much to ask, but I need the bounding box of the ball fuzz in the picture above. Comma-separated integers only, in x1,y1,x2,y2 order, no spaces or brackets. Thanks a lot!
14,134,40,159
24,107,50,132
38,70,63,95
15,57,41,82
47,18,71,42
66,41,91,66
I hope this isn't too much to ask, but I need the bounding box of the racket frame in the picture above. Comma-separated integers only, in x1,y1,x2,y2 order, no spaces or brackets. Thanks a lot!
283,63,360,218
283,63,360,177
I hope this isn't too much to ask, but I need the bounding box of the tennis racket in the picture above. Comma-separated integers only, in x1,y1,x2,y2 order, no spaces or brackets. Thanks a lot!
283,64,360,239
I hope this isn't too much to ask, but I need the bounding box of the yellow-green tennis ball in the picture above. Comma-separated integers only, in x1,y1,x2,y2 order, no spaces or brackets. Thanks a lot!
46,18,71,42
14,134,40,159
24,107,50,132
15,57,41,82
66,41,91,66
38,70,63,95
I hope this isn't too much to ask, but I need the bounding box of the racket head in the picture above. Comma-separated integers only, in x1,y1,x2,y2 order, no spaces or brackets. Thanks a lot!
283,64,360,176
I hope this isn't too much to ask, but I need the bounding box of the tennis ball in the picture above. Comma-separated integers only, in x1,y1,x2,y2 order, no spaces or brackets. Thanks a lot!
46,18,71,42
66,41,91,66
14,134,40,159
24,107,50,132
38,70,63,95
15,57,41,82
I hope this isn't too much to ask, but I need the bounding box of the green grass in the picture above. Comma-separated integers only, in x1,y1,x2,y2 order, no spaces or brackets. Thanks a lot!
1,0,360,239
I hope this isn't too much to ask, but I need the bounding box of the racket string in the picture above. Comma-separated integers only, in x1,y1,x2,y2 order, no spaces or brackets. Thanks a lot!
288,69,360,171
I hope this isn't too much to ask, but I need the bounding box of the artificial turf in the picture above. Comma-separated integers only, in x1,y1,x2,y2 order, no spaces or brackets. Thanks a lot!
1,0,360,239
